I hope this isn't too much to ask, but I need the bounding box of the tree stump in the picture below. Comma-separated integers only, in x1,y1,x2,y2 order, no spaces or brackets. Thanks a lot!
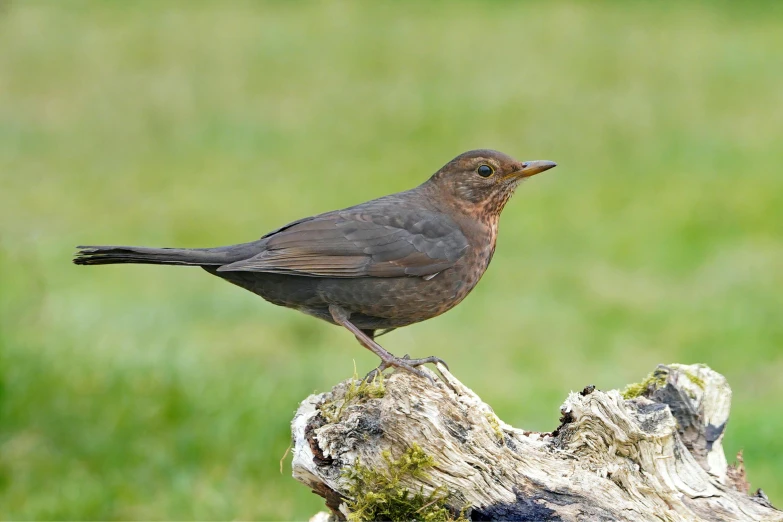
291,363,780,521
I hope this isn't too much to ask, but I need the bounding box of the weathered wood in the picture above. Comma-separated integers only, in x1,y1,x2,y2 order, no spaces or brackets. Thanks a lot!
291,364,781,521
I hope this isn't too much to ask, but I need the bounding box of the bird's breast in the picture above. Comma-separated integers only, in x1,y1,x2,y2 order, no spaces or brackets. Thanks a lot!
433,216,498,303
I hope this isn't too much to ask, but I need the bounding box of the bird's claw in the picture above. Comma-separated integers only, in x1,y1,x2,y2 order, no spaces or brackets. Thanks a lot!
363,354,448,385
401,355,450,372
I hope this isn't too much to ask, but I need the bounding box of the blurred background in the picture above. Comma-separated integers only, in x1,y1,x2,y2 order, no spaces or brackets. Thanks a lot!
2,1,782,519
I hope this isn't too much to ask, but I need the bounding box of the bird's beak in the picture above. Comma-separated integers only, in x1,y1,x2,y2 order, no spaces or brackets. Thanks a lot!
512,160,557,179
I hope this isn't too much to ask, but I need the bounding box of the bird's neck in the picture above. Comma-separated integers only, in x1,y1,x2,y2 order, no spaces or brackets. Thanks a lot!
424,182,501,220
419,183,501,250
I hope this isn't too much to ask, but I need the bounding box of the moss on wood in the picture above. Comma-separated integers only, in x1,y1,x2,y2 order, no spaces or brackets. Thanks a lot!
621,370,667,399
320,369,386,423
342,443,468,522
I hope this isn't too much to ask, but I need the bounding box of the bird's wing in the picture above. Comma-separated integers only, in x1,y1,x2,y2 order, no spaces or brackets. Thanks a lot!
216,206,469,278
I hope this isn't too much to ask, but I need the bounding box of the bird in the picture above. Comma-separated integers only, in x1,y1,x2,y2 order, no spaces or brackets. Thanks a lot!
74,150,556,382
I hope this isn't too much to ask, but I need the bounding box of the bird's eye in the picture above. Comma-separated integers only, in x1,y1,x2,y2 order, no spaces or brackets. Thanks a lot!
477,165,494,177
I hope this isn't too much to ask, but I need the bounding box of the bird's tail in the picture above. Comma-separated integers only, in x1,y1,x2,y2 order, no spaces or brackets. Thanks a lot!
73,244,254,267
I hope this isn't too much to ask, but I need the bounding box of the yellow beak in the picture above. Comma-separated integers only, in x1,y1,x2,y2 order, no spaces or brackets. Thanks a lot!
515,160,557,178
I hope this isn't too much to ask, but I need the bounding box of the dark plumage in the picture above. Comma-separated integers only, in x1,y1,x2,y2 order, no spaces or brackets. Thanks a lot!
74,150,556,381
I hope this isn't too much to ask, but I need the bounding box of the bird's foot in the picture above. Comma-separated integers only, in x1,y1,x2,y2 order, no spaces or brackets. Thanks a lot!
364,354,449,385
327,305,447,386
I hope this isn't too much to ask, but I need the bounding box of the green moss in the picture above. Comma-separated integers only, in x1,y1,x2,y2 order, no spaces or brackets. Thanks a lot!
621,370,667,399
321,369,386,423
667,363,707,391
683,371,706,390
342,443,468,522
623,365,708,400
484,412,503,443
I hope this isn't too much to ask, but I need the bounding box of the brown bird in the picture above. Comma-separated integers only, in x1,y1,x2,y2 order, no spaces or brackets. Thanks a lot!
74,150,556,382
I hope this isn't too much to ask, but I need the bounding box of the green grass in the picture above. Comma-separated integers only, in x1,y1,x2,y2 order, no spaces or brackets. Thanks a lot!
2,1,782,519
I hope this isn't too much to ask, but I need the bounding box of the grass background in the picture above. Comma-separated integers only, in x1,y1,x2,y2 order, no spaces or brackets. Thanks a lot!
2,1,782,519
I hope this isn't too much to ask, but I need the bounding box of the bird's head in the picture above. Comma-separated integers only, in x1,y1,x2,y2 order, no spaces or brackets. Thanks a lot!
428,149,556,217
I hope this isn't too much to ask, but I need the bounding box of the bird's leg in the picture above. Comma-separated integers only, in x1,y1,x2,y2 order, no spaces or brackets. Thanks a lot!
329,304,444,384
359,331,449,382
358,329,388,382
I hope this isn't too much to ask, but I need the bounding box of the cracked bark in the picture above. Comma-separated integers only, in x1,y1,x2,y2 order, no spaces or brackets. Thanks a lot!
291,363,781,521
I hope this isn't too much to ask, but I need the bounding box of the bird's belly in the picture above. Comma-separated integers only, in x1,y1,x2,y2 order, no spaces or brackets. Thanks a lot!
315,251,490,329
316,276,461,327
207,247,491,330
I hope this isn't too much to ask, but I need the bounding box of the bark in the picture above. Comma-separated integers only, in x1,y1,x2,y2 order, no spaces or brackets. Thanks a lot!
291,363,781,521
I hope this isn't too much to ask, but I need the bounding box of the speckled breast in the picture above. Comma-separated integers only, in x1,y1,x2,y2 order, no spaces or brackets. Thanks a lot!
314,217,498,329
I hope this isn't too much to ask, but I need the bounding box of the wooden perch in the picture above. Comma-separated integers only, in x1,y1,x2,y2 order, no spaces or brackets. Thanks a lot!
291,364,781,521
